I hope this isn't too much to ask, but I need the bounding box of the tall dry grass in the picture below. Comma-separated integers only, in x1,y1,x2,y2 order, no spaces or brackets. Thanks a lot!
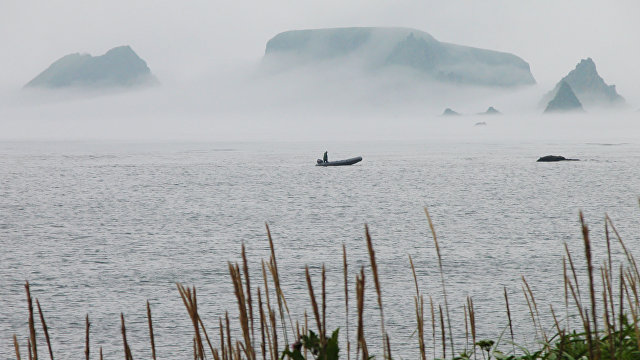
11,209,640,359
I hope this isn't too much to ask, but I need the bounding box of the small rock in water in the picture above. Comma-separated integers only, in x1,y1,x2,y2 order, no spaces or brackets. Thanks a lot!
442,108,460,116
480,106,501,115
537,155,580,162
474,122,487,126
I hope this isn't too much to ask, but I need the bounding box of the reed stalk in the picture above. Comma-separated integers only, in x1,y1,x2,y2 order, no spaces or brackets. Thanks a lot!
522,276,547,344
430,296,436,357
425,207,454,355
242,243,256,346
549,305,561,336
265,224,293,345
464,304,469,354
322,264,327,344
606,215,640,281
25,282,38,360
226,312,233,360
409,255,426,360
364,225,388,358
467,297,476,360
564,243,583,306
147,301,157,360
343,244,351,360
269,306,278,359
229,262,255,359
13,334,21,360
35,299,53,360
257,289,267,360
177,284,205,359
120,313,133,360
522,284,538,343
580,211,600,360
604,219,617,331
600,267,614,360
84,314,90,360
220,317,227,360
355,268,368,360
439,305,446,359
563,257,570,332
503,287,515,354
305,266,324,342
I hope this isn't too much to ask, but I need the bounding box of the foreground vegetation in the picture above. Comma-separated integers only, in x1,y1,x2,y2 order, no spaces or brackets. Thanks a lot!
12,209,640,359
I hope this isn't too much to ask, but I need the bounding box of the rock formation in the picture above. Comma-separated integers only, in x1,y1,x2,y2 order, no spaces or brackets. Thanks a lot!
541,58,624,108
264,27,536,87
544,81,584,113
480,106,501,115
537,155,579,162
442,108,461,116
26,46,157,88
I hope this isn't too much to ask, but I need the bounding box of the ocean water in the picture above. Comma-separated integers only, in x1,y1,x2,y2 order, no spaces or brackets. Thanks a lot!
2,139,640,359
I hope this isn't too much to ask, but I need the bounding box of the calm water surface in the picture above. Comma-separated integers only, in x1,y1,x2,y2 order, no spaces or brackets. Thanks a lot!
2,140,640,358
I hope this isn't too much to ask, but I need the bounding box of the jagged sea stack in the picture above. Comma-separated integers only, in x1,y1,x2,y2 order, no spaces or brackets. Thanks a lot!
541,58,624,108
26,46,157,88
544,81,584,113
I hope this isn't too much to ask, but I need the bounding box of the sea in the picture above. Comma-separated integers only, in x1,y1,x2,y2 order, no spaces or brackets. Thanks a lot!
2,139,640,359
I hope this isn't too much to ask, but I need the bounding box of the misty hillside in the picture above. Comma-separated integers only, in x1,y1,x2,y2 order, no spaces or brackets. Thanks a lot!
263,27,536,87
541,58,625,108
25,46,157,88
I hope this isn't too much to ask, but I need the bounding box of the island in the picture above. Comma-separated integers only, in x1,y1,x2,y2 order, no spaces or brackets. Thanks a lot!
25,45,157,89
541,58,624,108
263,27,536,87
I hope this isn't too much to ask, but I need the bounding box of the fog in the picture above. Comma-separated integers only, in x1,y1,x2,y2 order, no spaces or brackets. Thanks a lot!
1,0,639,142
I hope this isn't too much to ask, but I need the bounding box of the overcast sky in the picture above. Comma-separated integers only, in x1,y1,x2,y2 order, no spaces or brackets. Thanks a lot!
2,0,639,88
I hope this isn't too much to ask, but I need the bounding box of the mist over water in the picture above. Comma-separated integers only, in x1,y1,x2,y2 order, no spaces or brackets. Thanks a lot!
2,61,638,143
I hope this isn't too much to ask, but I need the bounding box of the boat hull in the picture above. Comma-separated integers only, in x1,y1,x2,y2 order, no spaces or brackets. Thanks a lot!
316,156,362,166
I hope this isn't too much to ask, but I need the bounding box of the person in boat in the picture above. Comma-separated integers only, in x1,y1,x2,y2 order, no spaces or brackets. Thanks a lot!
323,151,328,163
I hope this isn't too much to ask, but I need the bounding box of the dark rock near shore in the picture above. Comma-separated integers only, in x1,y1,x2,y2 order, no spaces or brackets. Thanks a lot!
537,155,580,162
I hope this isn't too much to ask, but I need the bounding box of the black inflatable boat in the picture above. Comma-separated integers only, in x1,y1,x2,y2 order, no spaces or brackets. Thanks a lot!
316,156,362,166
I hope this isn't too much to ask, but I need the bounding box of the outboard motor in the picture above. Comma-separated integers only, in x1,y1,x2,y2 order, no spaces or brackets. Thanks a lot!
317,159,323,164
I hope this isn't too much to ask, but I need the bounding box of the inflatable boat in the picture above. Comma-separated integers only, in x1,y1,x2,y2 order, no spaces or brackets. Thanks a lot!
316,156,362,166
